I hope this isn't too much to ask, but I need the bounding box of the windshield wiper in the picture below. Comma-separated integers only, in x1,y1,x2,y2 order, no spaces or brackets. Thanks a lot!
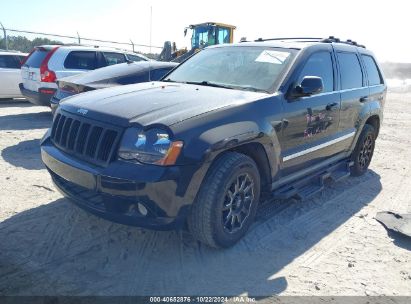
185,81,235,90
162,78,178,82
232,85,270,94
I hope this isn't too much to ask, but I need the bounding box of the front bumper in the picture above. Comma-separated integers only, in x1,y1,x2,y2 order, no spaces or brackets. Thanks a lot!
41,137,204,230
19,83,56,106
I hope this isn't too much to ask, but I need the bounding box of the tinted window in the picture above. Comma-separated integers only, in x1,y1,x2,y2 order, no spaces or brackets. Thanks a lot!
24,49,49,68
0,55,20,69
126,54,146,62
150,68,173,80
338,52,363,89
117,72,149,85
102,52,126,66
64,51,97,70
299,52,334,92
362,55,383,86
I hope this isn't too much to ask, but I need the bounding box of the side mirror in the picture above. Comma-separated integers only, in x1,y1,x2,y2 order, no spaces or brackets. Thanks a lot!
293,76,323,97
184,28,187,37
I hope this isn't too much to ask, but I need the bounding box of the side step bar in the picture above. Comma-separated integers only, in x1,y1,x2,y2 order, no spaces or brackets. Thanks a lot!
272,160,354,201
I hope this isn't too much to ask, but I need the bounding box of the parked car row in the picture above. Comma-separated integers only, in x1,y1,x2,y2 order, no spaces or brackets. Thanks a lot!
0,44,178,113
19,45,150,106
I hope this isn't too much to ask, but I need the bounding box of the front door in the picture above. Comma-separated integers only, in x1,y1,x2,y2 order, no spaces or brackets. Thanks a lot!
279,50,341,174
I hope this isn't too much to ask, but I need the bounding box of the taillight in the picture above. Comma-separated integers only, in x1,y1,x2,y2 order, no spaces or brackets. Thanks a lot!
40,47,59,82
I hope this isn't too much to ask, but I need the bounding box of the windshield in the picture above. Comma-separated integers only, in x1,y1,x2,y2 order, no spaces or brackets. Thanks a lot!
164,46,295,93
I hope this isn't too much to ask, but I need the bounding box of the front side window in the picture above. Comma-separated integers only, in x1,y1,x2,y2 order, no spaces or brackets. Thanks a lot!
298,52,334,92
103,52,126,66
165,47,295,93
117,72,149,85
362,55,383,86
151,68,173,80
0,55,20,69
64,51,97,70
338,52,363,89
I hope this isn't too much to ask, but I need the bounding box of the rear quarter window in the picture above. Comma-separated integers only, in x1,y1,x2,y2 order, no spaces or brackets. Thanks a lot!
362,55,383,86
102,52,126,66
64,51,97,70
337,52,364,89
0,55,20,69
24,49,49,68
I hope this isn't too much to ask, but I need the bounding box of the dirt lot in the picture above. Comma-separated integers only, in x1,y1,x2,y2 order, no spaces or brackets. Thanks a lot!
0,93,410,298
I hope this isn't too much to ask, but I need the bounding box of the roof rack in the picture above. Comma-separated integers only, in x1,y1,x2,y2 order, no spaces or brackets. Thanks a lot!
255,37,323,42
0,49,23,53
254,36,366,48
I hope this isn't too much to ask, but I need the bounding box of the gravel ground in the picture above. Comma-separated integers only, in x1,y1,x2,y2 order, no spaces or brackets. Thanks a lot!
0,94,410,298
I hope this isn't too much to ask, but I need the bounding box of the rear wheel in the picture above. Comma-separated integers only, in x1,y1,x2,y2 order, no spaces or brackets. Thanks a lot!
188,152,260,248
350,124,376,176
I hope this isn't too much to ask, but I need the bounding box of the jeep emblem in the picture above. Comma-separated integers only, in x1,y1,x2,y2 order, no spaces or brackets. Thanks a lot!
77,108,88,115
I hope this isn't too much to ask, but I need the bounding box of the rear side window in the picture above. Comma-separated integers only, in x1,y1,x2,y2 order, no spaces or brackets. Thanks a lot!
102,52,126,66
337,52,363,89
64,51,97,70
362,55,383,86
126,54,146,62
24,49,49,68
150,68,173,80
0,55,20,69
298,52,334,92
116,72,149,85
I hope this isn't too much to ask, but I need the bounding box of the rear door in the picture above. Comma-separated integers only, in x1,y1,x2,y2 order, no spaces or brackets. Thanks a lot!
279,46,341,174
21,47,50,92
334,46,369,150
0,54,22,97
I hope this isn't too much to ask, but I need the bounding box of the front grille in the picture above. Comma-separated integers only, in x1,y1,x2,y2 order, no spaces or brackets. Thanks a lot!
50,111,122,166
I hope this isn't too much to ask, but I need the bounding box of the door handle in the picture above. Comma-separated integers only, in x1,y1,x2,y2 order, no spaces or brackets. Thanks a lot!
326,102,338,111
359,96,369,103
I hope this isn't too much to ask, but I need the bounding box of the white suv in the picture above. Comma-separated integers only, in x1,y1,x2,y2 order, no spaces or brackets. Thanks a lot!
20,45,149,106
0,51,28,99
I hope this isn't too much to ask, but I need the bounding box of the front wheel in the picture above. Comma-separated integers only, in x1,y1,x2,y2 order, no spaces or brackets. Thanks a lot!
350,124,376,176
188,152,261,248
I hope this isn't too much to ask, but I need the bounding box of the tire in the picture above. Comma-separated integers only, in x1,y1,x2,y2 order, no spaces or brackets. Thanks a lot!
350,124,376,176
188,152,261,248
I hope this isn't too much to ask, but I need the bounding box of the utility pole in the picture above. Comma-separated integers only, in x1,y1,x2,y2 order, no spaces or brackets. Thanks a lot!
149,6,152,54
0,22,8,50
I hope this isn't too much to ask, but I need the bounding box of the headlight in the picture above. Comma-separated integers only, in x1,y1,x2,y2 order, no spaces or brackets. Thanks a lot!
118,127,183,166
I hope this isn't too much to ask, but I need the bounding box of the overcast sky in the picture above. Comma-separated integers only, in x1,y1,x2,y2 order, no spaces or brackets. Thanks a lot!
1,0,410,62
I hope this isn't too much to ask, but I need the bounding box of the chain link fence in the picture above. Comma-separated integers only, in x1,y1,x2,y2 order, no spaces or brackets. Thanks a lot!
0,22,162,57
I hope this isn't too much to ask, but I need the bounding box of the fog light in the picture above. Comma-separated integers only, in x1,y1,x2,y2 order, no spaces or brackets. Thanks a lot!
138,203,148,216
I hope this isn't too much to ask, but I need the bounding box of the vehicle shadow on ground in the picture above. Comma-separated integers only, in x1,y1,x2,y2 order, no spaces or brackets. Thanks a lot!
0,111,52,131
0,170,382,297
1,139,44,170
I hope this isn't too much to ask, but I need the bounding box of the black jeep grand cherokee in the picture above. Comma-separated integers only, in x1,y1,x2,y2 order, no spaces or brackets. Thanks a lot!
41,37,386,248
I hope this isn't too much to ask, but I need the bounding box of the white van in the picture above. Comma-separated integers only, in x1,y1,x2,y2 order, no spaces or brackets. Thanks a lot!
20,45,148,106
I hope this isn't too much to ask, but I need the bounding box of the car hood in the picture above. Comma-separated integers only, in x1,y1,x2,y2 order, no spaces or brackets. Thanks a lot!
60,81,267,127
